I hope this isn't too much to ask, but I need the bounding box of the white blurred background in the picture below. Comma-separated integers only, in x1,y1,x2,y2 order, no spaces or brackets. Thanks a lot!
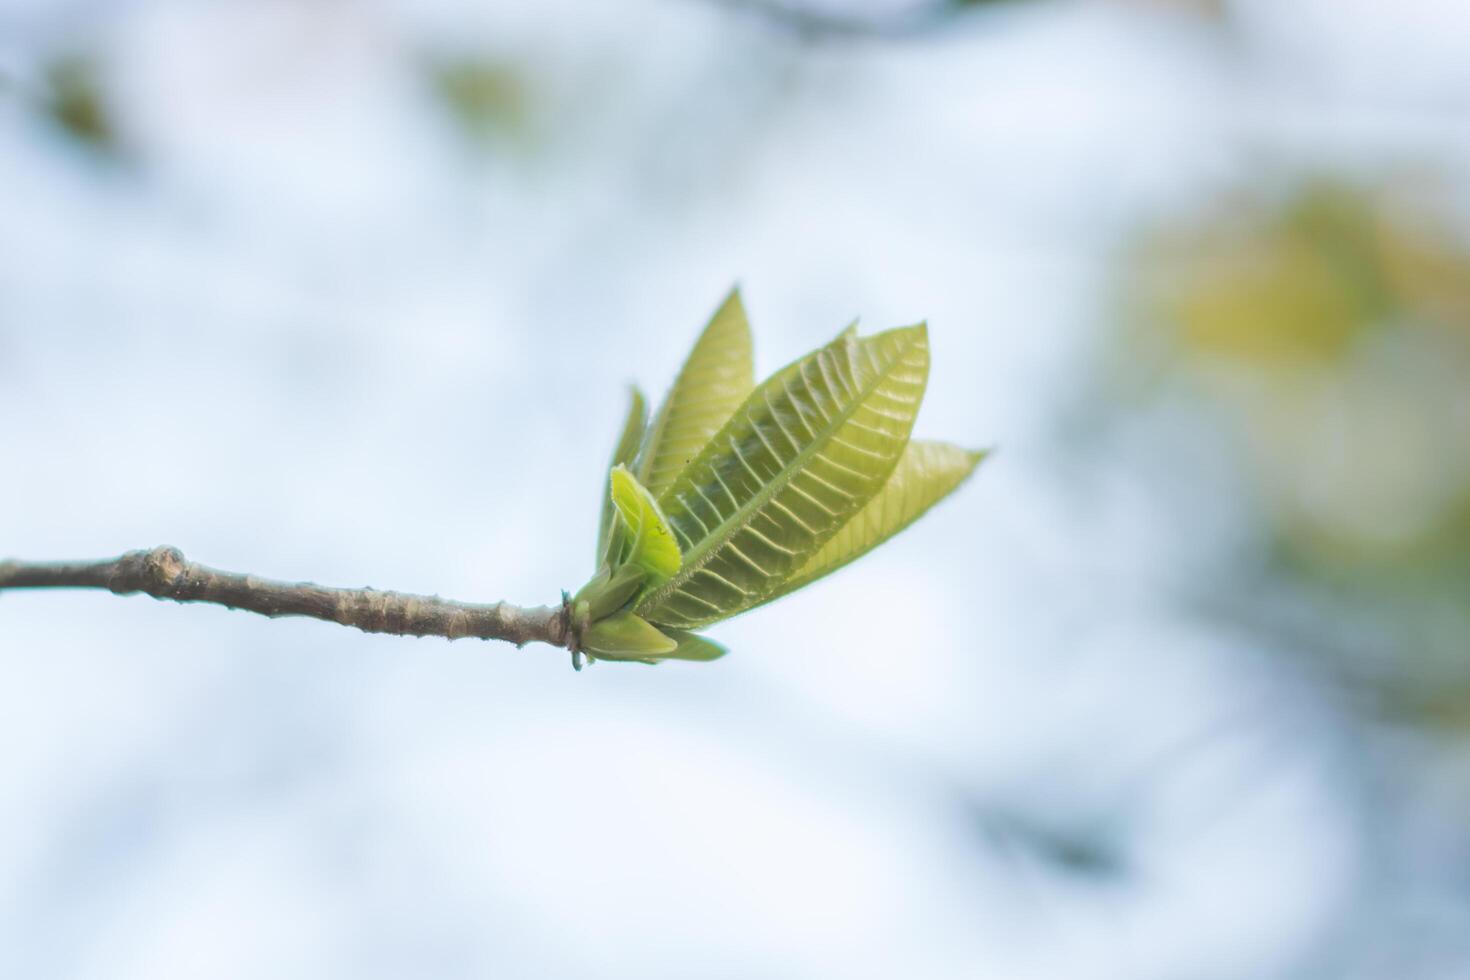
3,1,1468,977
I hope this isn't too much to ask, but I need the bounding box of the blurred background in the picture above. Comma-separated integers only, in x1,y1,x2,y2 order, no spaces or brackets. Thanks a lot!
2,0,1468,977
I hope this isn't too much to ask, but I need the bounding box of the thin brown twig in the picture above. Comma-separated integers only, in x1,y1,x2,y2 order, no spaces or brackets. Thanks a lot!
0,546,571,649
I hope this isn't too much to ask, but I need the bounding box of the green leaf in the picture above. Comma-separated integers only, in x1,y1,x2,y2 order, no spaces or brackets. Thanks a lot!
597,386,648,565
635,288,754,499
660,630,729,662
581,611,678,659
637,323,930,629
597,630,729,665
609,464,681,586
760,441,987,603
572,562,648,621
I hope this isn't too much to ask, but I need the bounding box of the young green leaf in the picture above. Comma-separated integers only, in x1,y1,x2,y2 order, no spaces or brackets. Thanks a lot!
636,323,930,630
600,630,729,666
757,440,987,604
609,464,681,586
659,629,729,662
581,611,679,659
597,386,648,565
635,288,754,498
572,561,649,621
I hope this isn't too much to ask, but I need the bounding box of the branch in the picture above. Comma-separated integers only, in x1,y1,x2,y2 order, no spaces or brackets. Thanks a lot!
0,546,572,650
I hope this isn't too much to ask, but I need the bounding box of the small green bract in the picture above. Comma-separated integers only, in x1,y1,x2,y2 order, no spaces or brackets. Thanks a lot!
570,288,987,666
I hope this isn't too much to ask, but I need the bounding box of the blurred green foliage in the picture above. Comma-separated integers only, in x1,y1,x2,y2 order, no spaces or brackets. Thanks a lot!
1119,174,1470,725
424,53,529,151
1129,177,1470,577
44,53,120,157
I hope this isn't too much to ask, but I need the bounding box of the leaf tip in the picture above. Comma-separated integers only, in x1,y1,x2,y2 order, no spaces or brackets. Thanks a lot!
715,285,747,320
661,629,730,662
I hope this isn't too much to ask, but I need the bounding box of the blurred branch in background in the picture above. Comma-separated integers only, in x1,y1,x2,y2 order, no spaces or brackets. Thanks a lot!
704,0,1229,42
705,0,1021,42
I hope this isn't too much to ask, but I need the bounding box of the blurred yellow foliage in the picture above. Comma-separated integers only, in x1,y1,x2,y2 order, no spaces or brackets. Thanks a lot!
423,53,530,150
1141,182,1396,368
1129,176,1470,577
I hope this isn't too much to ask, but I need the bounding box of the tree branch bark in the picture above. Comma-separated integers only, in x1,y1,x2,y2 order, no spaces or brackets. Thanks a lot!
0,546,572,649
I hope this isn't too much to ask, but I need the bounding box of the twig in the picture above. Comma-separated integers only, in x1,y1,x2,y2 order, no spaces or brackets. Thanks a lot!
0,546,571,649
